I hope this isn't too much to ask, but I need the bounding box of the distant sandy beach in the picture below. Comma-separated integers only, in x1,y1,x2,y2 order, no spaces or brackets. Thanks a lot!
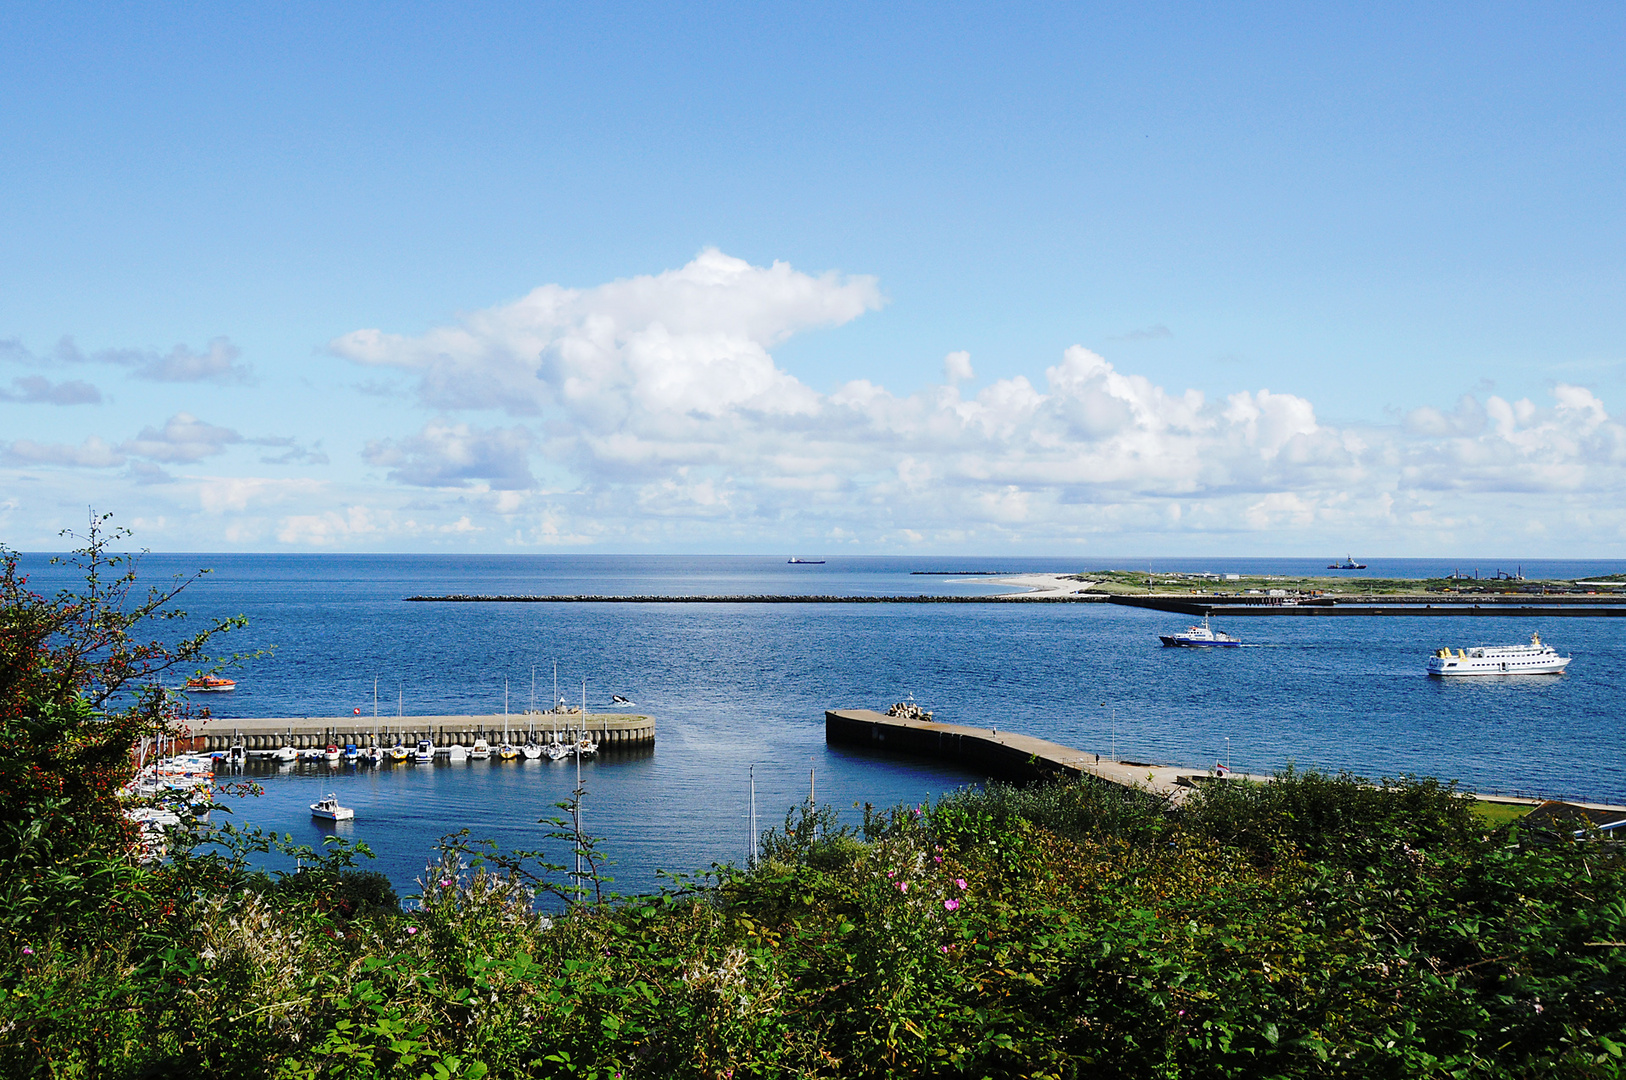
984,573,1096,597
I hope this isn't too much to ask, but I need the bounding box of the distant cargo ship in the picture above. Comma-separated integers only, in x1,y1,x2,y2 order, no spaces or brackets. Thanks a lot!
787,557,825,564
1328,556,1367,569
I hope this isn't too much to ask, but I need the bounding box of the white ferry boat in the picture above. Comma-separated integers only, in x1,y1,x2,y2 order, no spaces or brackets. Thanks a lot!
1159,616,1241,648
1427,632,1571,676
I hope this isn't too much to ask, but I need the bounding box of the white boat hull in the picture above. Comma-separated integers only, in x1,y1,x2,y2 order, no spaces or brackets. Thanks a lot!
1429,655,1571,676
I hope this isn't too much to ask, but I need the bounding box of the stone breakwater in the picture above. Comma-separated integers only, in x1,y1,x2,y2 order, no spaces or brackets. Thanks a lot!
404,594,1109,603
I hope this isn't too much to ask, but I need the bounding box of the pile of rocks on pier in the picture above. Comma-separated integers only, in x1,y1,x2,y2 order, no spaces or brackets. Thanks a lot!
885,701,933,721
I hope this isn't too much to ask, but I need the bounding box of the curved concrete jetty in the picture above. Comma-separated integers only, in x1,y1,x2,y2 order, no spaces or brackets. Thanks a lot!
825,708,1239,797
827,708,1626,814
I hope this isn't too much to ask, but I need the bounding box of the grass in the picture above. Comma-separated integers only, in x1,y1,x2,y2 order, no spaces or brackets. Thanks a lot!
1470,798,1536,827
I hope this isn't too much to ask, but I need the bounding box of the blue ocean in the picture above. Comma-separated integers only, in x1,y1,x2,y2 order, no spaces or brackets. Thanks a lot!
19,553,1626,899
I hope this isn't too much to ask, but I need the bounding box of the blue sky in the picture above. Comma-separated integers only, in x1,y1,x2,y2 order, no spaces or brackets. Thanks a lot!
3,3,1624,554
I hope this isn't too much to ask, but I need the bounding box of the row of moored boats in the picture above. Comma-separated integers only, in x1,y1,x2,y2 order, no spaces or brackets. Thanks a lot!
257,734,601,766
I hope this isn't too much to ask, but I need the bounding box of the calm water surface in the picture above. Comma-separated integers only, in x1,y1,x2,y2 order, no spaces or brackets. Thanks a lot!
21,553,1626,897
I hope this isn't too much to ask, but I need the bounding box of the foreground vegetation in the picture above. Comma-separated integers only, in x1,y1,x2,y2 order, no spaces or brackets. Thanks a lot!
3,524,1624,1077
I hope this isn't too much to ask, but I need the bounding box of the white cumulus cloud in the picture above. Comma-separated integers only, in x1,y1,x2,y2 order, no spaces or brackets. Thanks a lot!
319,250,1626,550
363,419,536,490
330,247,880,423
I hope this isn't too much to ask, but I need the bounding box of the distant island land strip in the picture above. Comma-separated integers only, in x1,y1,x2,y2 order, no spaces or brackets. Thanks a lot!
406,570,1626,616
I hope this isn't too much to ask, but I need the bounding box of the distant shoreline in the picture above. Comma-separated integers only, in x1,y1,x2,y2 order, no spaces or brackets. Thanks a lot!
404,593,1107,603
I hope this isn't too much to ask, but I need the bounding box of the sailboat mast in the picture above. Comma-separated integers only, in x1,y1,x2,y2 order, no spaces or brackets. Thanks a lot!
574,674,585,891
749,765,758,868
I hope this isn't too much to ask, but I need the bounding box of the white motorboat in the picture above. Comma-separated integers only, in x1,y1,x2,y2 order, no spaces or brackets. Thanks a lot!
310,794,354,821
414,739,435,763
323,744,341,762
574,736,598,757
470,739,491,760
1159,616,1241,648
610,694,637,707
272,745,299,763
125,805,184,862
299,747,325,760
342,743,361,762
447,743,467,762
1428,632,1571,676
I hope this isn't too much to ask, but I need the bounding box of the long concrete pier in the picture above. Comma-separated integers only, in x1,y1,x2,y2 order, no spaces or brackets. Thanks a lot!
825,708,1224,795
182,713,654,753
826,708,1626,814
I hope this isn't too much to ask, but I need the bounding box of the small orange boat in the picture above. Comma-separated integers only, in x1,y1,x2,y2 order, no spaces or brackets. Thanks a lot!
184,675,237,693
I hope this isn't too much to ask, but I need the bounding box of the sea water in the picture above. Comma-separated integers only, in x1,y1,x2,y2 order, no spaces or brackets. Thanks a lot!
18,553,1626,898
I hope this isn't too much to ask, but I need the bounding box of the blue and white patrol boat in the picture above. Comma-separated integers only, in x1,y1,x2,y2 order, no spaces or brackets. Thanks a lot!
1159,616,1241,648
